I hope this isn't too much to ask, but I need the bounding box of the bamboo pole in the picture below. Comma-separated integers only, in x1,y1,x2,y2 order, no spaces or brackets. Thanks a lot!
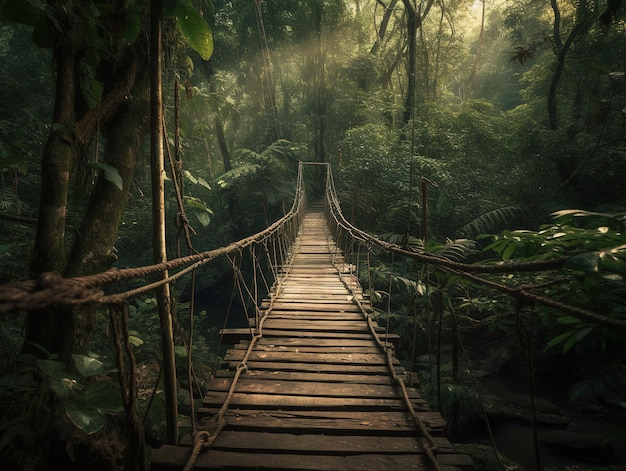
150,0,178,445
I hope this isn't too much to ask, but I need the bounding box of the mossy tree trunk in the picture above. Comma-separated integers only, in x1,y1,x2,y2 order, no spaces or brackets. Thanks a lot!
26,41,76,357
65,65,150,352
24,1,151,359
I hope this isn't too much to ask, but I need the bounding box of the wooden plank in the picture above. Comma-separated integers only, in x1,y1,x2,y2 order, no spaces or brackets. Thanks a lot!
234,343,380,354
269,302,361,312
209,431,451,454
259,328,397,341
224,360,399,374
213,369,396,385
150,211,474,471
205,378,420,400
151,447,429,471
232,344,381,354
220,327,400,343
201,392,428,411
251,337,380,347
223,349,398,366
198,409,447,433
271,295,355,303
262,319,369,330
266,312,366,320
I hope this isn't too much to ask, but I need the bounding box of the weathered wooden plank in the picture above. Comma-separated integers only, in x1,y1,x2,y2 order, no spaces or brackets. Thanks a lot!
263,319,368,329
201,392,428,411
234,343,380,354
269,303,361,312
232,343,381,354
213,369,396,385
220,327,400,343
248,337,380,348
262,320,368,332
223,349,398,365
205,377,420,400
197,409,447,433
210,431,457,454
271,295,355,302
151,447,431,470
260,328,399,342
150,211,473,471
266,312,366,320
224,360,400,374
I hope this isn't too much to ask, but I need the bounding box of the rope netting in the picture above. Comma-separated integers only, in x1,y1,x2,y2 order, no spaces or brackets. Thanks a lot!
321,162,625,470
323,165,626,331
0,166,305,315
0,162,306,470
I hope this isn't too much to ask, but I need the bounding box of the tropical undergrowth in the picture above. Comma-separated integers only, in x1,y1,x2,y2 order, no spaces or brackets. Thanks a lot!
357,208,626,443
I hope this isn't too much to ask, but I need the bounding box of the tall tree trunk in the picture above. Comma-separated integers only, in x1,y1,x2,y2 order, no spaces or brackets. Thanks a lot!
547,20,591,130
402,0,418,125
150,0,178,445
401,0,434,125
65,65,149,352
313,0,326,164
464,0,486,101
370,0,399,55
216,115,231,172
26,41,76,356
254,0,280,141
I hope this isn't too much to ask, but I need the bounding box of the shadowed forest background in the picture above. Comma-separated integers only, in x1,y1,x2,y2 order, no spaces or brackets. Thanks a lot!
0,0,625,470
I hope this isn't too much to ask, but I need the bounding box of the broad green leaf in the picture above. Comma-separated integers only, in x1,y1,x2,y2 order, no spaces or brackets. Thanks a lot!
37,359,66,379
72,354,104,378
194,210,211,227
86,162,123,190
562,334,578,353
184,170,198,184
123,5,142,43
79,382,123,414
575,327,593,342
175,3,213,60
502,243,516,261
197,176,211,190
545,331,573,350
66,404,106,434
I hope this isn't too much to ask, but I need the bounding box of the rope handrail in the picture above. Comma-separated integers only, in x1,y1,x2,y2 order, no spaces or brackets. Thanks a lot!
333,259,443,471
322,164,626,331
0,164,306,315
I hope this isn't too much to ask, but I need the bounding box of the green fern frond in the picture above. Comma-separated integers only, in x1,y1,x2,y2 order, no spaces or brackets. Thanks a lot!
457,205,525,238
438,238,480,262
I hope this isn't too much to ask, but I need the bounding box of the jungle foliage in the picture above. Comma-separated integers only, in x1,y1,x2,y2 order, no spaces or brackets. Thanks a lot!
0,0,625,469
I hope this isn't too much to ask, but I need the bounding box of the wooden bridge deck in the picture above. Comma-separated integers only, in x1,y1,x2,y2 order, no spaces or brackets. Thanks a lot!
151,211,472,471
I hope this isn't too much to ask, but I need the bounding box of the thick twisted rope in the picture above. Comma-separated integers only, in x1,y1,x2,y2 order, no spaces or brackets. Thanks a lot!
0,168,306,315
333,245,442,471
324,166,626,330
181,221,298,471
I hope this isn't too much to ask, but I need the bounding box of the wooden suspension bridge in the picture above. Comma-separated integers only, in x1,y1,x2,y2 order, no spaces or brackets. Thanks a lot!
151,209,473,471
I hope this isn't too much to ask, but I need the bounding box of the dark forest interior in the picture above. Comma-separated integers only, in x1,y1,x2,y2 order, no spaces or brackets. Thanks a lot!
1,1,625,470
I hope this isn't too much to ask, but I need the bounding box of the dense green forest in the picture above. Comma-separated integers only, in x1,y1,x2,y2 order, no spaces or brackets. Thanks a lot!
1,0,625,470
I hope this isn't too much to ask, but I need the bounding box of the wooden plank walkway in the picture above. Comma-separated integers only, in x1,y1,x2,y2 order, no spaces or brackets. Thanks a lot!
151,211,472,471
